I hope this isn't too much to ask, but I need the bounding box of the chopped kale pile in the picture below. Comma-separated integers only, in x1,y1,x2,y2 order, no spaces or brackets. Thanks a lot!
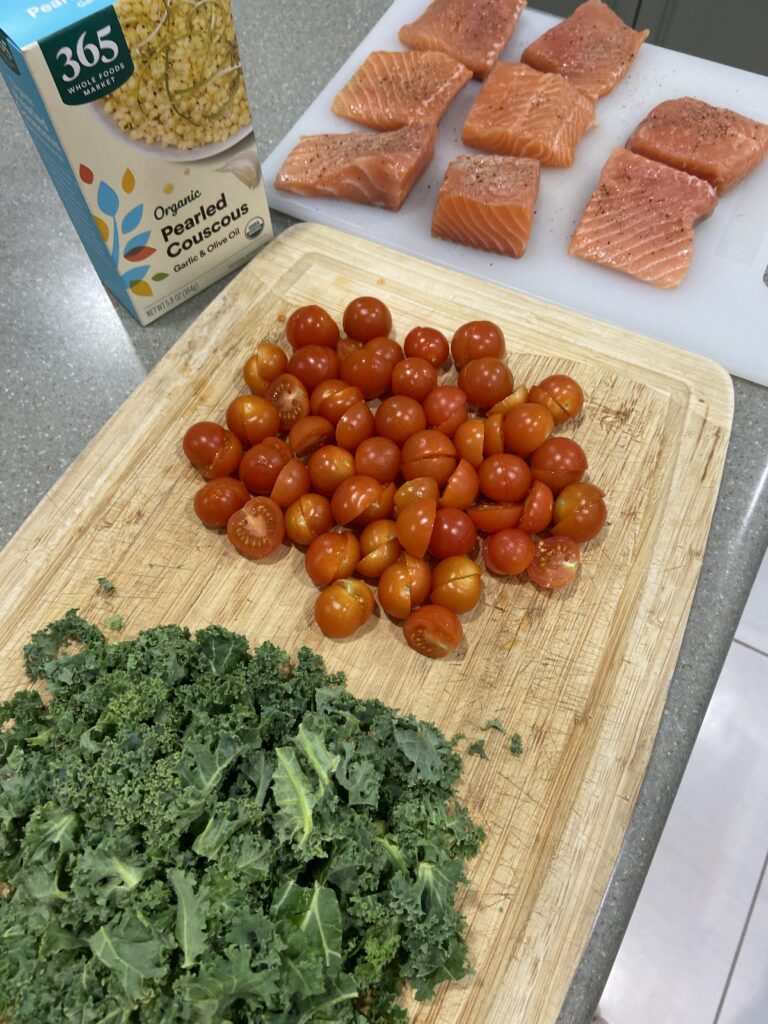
0,612,484,1024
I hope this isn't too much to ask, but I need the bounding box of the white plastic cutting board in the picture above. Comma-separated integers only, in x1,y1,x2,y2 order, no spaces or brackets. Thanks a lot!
263,3,768,386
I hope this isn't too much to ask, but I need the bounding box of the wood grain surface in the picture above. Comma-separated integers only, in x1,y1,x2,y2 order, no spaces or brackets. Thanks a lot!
0,224,733,1024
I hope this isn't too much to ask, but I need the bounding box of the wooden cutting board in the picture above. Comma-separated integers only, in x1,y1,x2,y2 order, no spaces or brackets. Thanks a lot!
0,224,733,1024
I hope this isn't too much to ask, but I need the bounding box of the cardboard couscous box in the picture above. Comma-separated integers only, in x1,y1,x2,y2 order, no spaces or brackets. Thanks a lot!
0,0,272,325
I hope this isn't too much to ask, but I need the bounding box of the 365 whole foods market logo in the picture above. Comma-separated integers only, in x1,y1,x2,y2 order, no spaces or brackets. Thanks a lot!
80,164,166,298
40,8,134,105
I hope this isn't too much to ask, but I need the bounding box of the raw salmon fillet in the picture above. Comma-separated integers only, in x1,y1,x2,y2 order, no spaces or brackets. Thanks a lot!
331,50,472,130
399,0,527,79
569,148,717,288
432,154,540,257
627,97,768,195
274,124,437,212
462,62,594,167
522,0,648,101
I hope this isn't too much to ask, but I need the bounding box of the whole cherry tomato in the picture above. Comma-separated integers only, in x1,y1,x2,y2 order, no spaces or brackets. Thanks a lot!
453,419,485,469
239,441,290,494
305,531,361,587
378,554,432,619
183,422,243,479
336,337,365,362
335,401,376,452
366,336,404,367
440,460,480,509
529,438,588,494
330,475,383,526
343,296,393,342
519,480,554,534
551,482,606,542
267,373,310,432
287,345,340,391
428,508,477,559
396,497,437,558
503,403,555,457
288,415,334,458
286,304,340,349
340,350,392,400
458,358,514,409
270,458,311,507
242,343,288,394
354,436,401,484
527,536,580,589
226,395,280,446
483,528,536,575
284,493,333,545
403,326,450,368
422,386,469,436
468,502,523,533
315,578,375,638
400,430,457,487
529,374,584,424
403,605,463,658
394,477,440,514
478,454,532,503
451,320,505,368
430,555,482,615
308,445,355,495
375,395,427,445
227,497,284,558
356,519,402,578
194,477,250,528
391,357,437,402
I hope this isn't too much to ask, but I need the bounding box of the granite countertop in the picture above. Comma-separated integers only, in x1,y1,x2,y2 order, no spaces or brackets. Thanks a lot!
1,1,767,1021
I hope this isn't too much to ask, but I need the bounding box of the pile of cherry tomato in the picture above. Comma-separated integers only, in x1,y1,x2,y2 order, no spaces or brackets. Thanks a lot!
182,297,607,658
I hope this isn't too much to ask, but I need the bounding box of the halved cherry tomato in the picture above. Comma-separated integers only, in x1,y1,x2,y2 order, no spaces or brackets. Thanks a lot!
467,502,523,533
288,415,334,458
391,357,437,402
451,320,505,368
226,395,280,446
239,441,290,494
227,497,284,558
194,477,250,528
267,373,310,432
315,578,375,638
270,457,311,507
478,454,532,503
519,480,554,534
243,343,288,394
284,493,333,545
394,477,440,514
343,296,393,342
354,482,396,526
488,385,529,416
527,536,580,589
262,436,291,460
552,482,606,542
305,531,360,587
403,326,450,368
354,436,401,484
307,445,355,495
453,419,485,469
366,336,404,367
317,383,364,425
428,508,477,559
529,374,584,424
440,459,480,509
503,403,555,457
403,605,463,658
375,396,427,445
335,400,375,452
183,422,243,479
423,386,469,436
430,556,482,614
340,350,392,400
396,497,437,558
286,304,339,349
331,475,383,526
378,554,432,618
483,413,505,455
458,358,513,409
310,379,345,415
356,519,402,578
287,345,340,391
483,529,535,575
529,438,588,494
400,430,457,486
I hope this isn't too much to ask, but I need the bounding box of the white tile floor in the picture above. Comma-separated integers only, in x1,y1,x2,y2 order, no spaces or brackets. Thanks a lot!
598,550,768,1024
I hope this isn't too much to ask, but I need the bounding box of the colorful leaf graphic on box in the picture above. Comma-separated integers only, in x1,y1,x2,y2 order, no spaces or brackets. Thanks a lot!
79,164,94,184
122,169,136,194
130,280,153,297
122,204,143,233
124,231,151,258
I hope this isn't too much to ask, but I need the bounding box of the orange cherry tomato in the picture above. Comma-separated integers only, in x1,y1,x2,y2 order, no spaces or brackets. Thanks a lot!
451,320,505,368
529,374,584,424
239,441,290,495
519,480,554,534
483,528,536,575
343,296,393,342
331,475,383,526
427,508,476,559
315,577,376,638
242,343,288,394
403,325,450,368
366,336,404,367
284,493,333,545
335,400,375,452
430,556,482,614
529,438,588,494
458,358,513,409
483,413,505,455
305,531,361,587
354,436,401,484
227,497,284,558
378,554,432,618
503,403,555,457
453,419,485,469
286,304,340,349
317,383,365,425
340,350,392,401
270,457,311,507
183,422,243,479
267,373,310,432
478,454,532,503
287,345,340,391
375,396,427,445
400,429,457,487
391,357,437,402
396,497,437,558
488,385,529,416
527,536,580,589
422,386,469,436
403,605,463,658
354,481,396,526
440,459,479,509
194,477,250,528
394,476,440,515
551,482,607,542
307,445,355,496
467,502,523,533
356,519,402,578
225,395,280,446
288,415,335,458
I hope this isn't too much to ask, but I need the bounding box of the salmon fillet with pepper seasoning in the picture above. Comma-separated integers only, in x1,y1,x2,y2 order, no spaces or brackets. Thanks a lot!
399,0,527,79
569,148,717,288
627,97,768,195
462,62,595,167
331,50,472,131
522,0,648,101
432,153,540,257
274,124,437,212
